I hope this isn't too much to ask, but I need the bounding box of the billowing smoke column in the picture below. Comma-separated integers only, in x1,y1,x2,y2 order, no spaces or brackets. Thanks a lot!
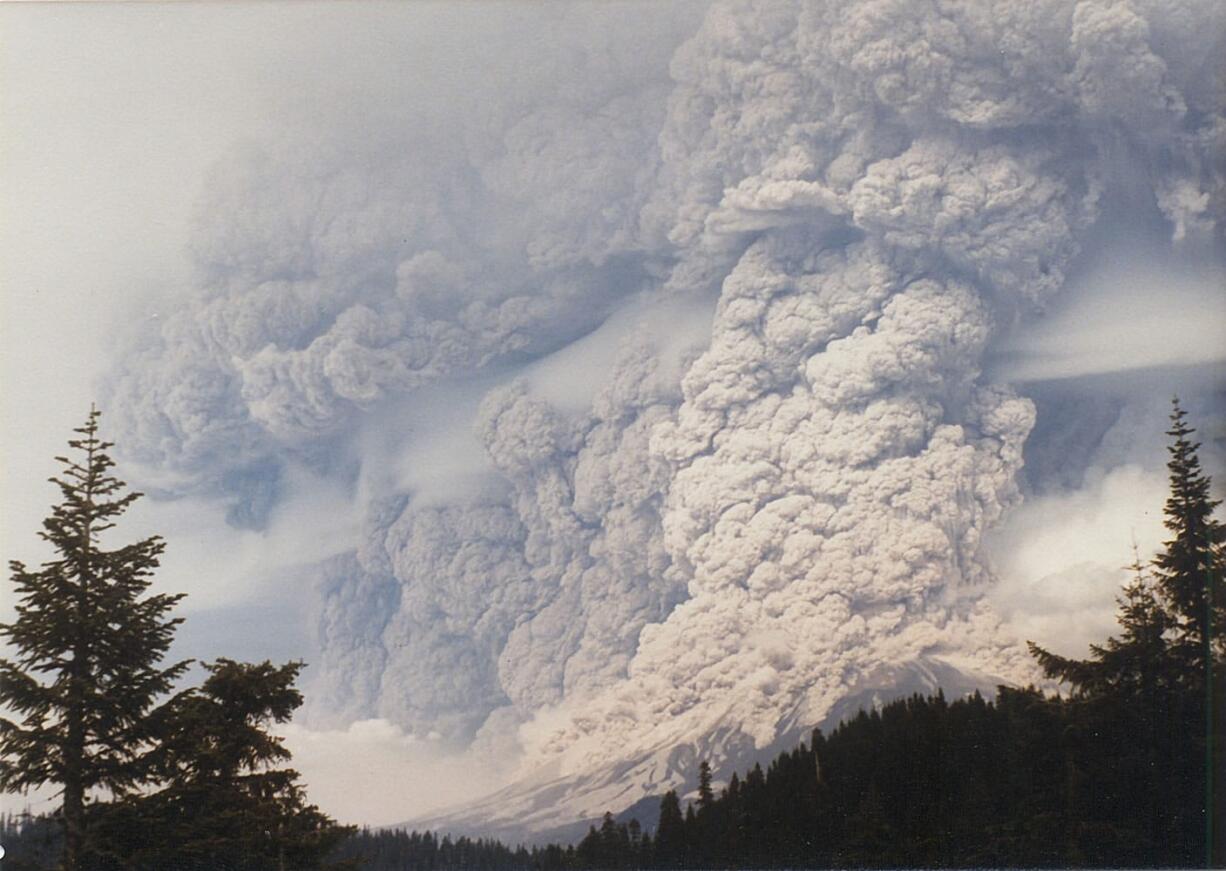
104,0,1224,818
515,0,1221,803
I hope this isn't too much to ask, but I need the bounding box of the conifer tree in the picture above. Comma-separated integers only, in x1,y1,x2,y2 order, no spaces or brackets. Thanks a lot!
1153,400,1225,867
627,816,643,861
654,790,685,868
0,409,188,871
682,801,697,862
1029,400,1225,865
115,658,354,869
1153,399,1225,681
1028,554,1170,699
696,761,714,811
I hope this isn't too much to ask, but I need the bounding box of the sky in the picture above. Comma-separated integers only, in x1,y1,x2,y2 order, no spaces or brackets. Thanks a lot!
2,0,1223,828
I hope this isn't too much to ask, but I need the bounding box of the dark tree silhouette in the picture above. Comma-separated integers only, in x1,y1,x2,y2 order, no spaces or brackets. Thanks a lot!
1152,399,1225,866
1154,400,1226,676
696,760,714,811
0,409,188,871
108,659,354,870
654,790,686,868
1030,399,1225,866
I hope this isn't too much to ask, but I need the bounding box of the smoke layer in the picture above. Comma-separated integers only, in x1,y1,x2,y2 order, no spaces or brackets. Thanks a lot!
103,0,1225,807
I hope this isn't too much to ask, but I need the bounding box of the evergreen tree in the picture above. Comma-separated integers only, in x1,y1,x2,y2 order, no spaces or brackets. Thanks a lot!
696,760,714,811
626,816,643,868
682,802,697,864
114,658,354,869
1152,400,1225,866
653,790,685,868
599,812,629,868
0,409,188,871
692,760,715,866
1029,559,1171,861
1154,399,1226,679
1029,400,1225,866
576,823,603,868
1028,555,1170,700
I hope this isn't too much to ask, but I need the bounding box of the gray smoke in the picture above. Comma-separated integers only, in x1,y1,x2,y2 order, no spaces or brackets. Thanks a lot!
103,3,706,515
308,336,695,743
102,0,1224,808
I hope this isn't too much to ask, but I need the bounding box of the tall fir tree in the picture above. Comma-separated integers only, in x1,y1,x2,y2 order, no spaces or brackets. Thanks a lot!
1152,399,1225,867
654,790,686,868
1030,399,1225,866
696,761,714,811
0,409,188,871
1028,553,1171,700
1153,399,1225,679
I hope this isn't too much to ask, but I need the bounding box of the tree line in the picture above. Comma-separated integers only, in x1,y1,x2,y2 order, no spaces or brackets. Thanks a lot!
2,400,1222,868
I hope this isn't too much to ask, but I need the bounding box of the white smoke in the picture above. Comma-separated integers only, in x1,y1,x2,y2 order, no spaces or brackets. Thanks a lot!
483,341,689,715
98,0,1224,823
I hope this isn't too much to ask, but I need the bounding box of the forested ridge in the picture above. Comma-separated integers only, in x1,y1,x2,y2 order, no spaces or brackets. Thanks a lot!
2,401,1221,869
325,679,1220,869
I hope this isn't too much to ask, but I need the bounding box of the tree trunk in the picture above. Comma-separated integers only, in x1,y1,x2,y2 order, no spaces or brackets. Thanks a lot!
63,581,87,871
62,770,83,871
64,478,93,871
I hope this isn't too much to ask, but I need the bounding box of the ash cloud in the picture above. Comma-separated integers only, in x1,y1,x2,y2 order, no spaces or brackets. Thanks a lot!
102,2,706,516
510,0,1224,797
100,0,1225,817
309,337,695,743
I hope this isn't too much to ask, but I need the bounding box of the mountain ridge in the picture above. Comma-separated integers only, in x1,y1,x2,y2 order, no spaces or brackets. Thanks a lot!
398,657,1005,845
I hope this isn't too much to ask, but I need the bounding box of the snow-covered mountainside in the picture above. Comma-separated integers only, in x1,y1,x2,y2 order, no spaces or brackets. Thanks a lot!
405,658,1004,844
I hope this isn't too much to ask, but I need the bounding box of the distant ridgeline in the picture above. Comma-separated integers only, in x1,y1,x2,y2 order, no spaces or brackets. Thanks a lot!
334,683,1220,869
3,404,1221,869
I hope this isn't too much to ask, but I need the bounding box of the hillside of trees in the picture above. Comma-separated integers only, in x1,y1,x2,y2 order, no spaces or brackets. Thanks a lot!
2,400,1221,869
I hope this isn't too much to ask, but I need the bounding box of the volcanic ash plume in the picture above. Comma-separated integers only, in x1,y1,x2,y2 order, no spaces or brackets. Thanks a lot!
101,0,1224,823
507,0,1223,801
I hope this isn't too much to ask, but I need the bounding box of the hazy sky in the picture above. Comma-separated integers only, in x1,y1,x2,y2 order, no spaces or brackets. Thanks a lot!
2,0,1223,827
